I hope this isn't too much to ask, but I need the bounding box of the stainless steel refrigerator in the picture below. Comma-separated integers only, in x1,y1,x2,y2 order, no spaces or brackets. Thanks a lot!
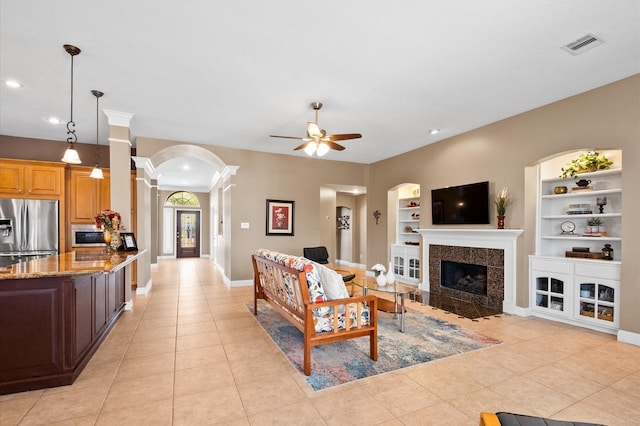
0,198,59,267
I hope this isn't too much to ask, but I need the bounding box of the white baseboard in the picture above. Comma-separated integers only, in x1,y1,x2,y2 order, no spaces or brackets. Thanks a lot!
617,329,640,346
513,305,532,317
230,279,253,287
124,300,133,311
335,259,365,269
136,278,153,295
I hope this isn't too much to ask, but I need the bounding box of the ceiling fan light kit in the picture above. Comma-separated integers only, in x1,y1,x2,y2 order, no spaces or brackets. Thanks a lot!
270,102,362,156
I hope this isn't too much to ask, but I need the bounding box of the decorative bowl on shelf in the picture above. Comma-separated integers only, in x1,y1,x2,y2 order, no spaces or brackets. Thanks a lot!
554,186,568,194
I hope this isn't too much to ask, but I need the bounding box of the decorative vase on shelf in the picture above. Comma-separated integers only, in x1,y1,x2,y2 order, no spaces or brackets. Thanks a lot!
386,262,395,285
376,272,387,286
497,215,505,229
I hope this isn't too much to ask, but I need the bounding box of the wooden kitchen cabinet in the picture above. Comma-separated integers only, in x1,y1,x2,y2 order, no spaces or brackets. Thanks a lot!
0,159,64,197
0,158,67,252
69,167,110,223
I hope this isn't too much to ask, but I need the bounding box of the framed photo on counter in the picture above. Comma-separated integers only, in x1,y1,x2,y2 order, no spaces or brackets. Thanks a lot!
120,232,138,251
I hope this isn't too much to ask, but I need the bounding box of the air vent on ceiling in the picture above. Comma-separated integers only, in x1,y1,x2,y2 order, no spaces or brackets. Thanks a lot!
561,33,604,55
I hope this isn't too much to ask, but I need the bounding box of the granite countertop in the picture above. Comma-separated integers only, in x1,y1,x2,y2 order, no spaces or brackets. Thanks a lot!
0,250,142,280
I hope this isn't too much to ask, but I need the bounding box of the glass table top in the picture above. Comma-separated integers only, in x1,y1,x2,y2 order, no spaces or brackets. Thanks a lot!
352,276,417,295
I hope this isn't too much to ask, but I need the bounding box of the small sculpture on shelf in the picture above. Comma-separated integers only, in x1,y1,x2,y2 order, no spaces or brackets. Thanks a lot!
596,196,607,214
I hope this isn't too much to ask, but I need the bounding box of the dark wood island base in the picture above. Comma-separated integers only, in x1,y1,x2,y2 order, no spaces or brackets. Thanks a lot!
0,251,141,395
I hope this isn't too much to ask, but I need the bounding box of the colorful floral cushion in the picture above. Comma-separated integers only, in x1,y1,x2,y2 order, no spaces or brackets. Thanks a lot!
255,249,370,332
313,305,371,332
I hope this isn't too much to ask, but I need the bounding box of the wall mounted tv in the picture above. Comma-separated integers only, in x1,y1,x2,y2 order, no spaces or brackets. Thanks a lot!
431,181,490,225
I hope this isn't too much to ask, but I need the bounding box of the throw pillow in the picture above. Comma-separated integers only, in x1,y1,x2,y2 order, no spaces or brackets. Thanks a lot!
313,262,349,300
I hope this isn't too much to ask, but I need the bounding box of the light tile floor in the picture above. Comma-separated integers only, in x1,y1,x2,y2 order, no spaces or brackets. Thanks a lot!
1,258,639,425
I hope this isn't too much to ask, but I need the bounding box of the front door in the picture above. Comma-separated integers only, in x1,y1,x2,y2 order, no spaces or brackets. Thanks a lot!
176,210,200,258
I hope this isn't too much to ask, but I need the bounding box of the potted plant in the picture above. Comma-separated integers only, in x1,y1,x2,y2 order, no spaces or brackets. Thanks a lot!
560,151,613,179
494,187,513,229
587,217,603,233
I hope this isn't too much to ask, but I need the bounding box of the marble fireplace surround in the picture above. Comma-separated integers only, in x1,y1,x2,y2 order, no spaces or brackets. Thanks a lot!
416,229,523,314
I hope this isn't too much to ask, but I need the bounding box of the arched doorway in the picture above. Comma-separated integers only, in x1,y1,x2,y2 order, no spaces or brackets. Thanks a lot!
134,144,238,269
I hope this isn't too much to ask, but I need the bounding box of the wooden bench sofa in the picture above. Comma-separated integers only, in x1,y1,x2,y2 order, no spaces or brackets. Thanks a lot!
251,249,378,375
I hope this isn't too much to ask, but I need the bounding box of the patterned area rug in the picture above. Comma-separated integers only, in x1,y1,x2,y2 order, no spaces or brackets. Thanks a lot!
249,300,502,391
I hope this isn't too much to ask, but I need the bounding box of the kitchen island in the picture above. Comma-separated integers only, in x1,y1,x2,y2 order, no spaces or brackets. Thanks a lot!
0,250,143,395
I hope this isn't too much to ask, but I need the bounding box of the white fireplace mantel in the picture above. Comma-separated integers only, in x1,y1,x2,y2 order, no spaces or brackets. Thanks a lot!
416,228,524,314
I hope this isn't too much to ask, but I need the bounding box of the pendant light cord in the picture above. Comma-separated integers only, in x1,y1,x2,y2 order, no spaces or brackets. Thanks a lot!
66,52,77,144
95,91,101,164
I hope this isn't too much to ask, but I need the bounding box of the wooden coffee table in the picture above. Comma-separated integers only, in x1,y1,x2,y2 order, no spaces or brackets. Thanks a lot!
352,277,416,332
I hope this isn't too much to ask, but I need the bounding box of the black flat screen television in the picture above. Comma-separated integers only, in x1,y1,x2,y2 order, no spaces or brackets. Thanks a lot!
431,181,490,225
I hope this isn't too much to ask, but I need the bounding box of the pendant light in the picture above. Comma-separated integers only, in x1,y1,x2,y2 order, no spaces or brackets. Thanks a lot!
89,90,104,179
61,44,82,164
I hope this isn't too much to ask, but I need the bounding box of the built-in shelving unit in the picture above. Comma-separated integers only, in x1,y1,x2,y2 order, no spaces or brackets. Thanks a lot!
391,185,420,284
530,155,622,334
537,168,622,258
397,196,421,246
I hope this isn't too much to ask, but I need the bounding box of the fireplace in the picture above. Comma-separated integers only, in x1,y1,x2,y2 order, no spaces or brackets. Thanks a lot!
417,229,523,314
441,260,488,296
429,245,503,310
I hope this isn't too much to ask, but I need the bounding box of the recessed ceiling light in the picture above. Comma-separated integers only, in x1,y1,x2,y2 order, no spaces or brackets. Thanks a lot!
5,80,23,88
46,117,63,124
429,129,440,135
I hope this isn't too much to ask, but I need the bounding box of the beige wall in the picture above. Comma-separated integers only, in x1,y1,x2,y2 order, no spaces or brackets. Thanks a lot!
367,74,639,334
0,136,112,166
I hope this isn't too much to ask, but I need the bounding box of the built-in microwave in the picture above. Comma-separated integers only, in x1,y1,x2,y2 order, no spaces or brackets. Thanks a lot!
71,224,105,247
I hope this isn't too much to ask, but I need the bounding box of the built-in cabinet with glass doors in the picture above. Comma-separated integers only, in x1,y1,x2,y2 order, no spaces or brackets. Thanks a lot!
391,193,420,284
529,159,622,334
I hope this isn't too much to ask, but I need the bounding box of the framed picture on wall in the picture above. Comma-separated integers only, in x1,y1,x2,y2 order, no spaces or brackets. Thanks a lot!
120,232,138,251
266,199,295,236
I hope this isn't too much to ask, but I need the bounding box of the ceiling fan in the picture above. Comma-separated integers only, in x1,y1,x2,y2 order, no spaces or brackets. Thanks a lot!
270,102,362,156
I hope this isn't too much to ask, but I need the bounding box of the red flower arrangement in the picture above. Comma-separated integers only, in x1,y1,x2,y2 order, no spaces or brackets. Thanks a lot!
95,209,121,230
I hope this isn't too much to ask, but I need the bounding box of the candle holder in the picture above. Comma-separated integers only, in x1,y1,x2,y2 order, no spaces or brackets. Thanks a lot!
596,196,607,214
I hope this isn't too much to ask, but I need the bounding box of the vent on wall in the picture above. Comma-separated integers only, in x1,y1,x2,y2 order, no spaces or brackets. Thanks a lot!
561,33,605,55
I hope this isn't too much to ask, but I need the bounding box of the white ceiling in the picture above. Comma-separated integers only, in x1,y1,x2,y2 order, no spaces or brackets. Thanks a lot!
1,1,638,190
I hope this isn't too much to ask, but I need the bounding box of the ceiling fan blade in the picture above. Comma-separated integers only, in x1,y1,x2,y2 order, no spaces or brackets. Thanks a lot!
293,142,311,151
270,135,305,140
327,133,362,141
307,122,322,137
325,141,346,151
